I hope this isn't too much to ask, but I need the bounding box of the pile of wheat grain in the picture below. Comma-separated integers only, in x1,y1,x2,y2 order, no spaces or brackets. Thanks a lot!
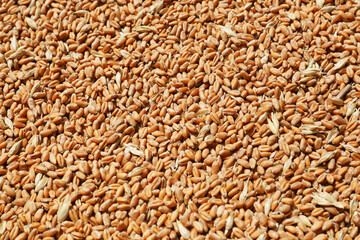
1,0,360,239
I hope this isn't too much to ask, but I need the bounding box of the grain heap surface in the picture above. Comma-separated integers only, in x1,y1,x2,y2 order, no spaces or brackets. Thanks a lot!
1,0,360,239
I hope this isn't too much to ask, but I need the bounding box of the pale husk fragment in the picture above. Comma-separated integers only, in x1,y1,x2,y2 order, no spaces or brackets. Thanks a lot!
35,173,43,186
351,109,359,121
9,141,21,155
326,129,338,143
260,54,268,65
20,69,34,80
341,143,359,153
312,190,344,209
322,6,336,12
224,212,234,235
128,167,145,178
30,134,40,146
312,151,336,167
176,221,190,239
58,194,71,223
0,221,5,234
300,124,320,135
25,17,38,30
258,112,268,124
264,198,271,216
120,50,131,59
197,125,210,139
30,81,41,96
333,57,349,71
8,46,27,59
316,0,325,7
267,113,279,137
271,113,279,131
172,151,184,171
257,233,266,240
10,36,18,51
123,183,131,196
346,98,357,118
307,58,314,69
35,177,48,192
299,215,312,227
124,144,145,158
240,180,249,202
283,156,292,174
350,197,358,220
150,0,164,14
4,117,13,131
134,9,145,23
116,72,121,87
265,18,278,28
45,49,52,60
217,25,237,38
8,45,36,60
